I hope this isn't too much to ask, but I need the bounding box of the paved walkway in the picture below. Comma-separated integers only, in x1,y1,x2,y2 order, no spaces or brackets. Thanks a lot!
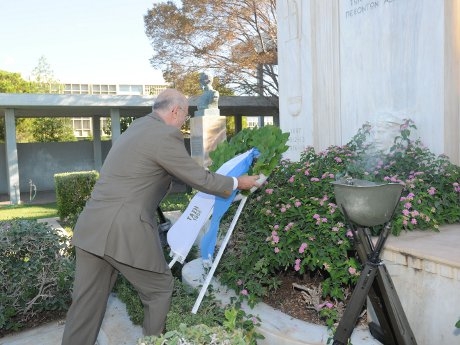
0,294,143,345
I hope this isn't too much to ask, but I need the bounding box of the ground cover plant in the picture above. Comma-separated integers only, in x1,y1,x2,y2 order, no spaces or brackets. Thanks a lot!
217,119,460,328
121,277,262,345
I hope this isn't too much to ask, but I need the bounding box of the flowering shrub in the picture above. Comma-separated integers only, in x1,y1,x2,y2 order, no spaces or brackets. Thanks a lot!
218,119,460,325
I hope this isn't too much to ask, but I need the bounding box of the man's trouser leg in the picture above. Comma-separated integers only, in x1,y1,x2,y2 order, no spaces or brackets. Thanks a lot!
104,255,174,335
62,247,118,345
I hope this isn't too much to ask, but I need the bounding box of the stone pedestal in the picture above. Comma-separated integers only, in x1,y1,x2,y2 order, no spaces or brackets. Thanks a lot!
194,108,220,117
190,116,226,168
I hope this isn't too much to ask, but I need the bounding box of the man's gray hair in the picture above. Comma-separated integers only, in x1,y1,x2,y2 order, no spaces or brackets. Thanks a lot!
152,99,170,110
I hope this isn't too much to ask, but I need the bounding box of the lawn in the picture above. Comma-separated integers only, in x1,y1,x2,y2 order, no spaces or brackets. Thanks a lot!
0,193,192,222
0,202,58,221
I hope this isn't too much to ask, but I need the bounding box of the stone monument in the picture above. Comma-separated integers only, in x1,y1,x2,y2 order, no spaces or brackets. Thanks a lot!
277,0,459,165
277,1,460,343
190,71,227,167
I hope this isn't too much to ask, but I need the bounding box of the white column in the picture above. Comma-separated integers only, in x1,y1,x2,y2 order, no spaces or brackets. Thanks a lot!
4,109,21,204
277,0,313,161
444,0,460,165
92,115,102,170
110,108,121,143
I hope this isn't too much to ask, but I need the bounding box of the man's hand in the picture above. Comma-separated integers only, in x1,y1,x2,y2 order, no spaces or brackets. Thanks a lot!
237,174,264,190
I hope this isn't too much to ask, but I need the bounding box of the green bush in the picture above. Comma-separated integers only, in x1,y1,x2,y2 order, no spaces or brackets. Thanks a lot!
0,219,74,332
138,323,250,345
54,171,99,226
209,125,290,176
115,277,226,331
218,119,460,326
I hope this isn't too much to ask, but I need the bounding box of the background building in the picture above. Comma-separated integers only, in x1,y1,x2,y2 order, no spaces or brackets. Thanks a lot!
62,82,168,138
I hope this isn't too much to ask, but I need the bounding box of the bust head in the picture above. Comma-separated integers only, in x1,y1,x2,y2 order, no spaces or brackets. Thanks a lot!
199,71,214,90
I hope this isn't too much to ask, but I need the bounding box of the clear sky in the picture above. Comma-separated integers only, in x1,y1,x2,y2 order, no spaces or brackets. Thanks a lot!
0,0,166,84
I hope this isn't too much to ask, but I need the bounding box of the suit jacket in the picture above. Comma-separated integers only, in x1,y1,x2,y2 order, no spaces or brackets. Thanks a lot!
72,114,234,272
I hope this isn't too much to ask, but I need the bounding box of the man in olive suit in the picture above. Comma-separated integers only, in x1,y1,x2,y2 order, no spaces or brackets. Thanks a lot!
61,89,260,345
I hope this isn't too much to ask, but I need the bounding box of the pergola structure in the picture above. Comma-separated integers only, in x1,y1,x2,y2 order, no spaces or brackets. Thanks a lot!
0,93,278,204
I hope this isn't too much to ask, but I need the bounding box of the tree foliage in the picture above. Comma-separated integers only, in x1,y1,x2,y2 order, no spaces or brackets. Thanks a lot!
0,58,76,143
30,118,76,142
0,70,34,94
0,70,35,142
31,55,61,93
144,0,278,98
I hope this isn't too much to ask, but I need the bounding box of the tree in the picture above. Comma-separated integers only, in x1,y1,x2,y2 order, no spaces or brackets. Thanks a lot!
0,60,76,143
31,55,61,93
144,0,278,98
31,117,76,142
0,70,33,93
0,70,35,142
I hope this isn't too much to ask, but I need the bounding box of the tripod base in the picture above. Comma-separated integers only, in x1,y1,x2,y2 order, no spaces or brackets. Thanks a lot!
332,226,417,345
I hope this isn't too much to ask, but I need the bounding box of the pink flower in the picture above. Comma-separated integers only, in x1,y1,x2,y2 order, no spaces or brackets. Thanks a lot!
265,188,274,194
280,207,287,213
294,259,301,271
348,267,357,275
288,176,295,183
317,302,334,310
284,222,294,231
411,218,417,225
334,157,342,163
310,177,320,182
294,201,302,207
274,247,280,253
346,230,353,238
428,187,436,195
299,243,308,253
304,169,310,176
237,279,243,286
313,214,320,220
404,202,412,209
240,289,248,296
273,224,280,230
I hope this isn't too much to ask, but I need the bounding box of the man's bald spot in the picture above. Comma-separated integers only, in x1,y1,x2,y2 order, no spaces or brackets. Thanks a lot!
153,88,188,111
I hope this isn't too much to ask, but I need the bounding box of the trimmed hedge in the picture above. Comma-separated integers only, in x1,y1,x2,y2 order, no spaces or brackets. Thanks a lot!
54,171,98,226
